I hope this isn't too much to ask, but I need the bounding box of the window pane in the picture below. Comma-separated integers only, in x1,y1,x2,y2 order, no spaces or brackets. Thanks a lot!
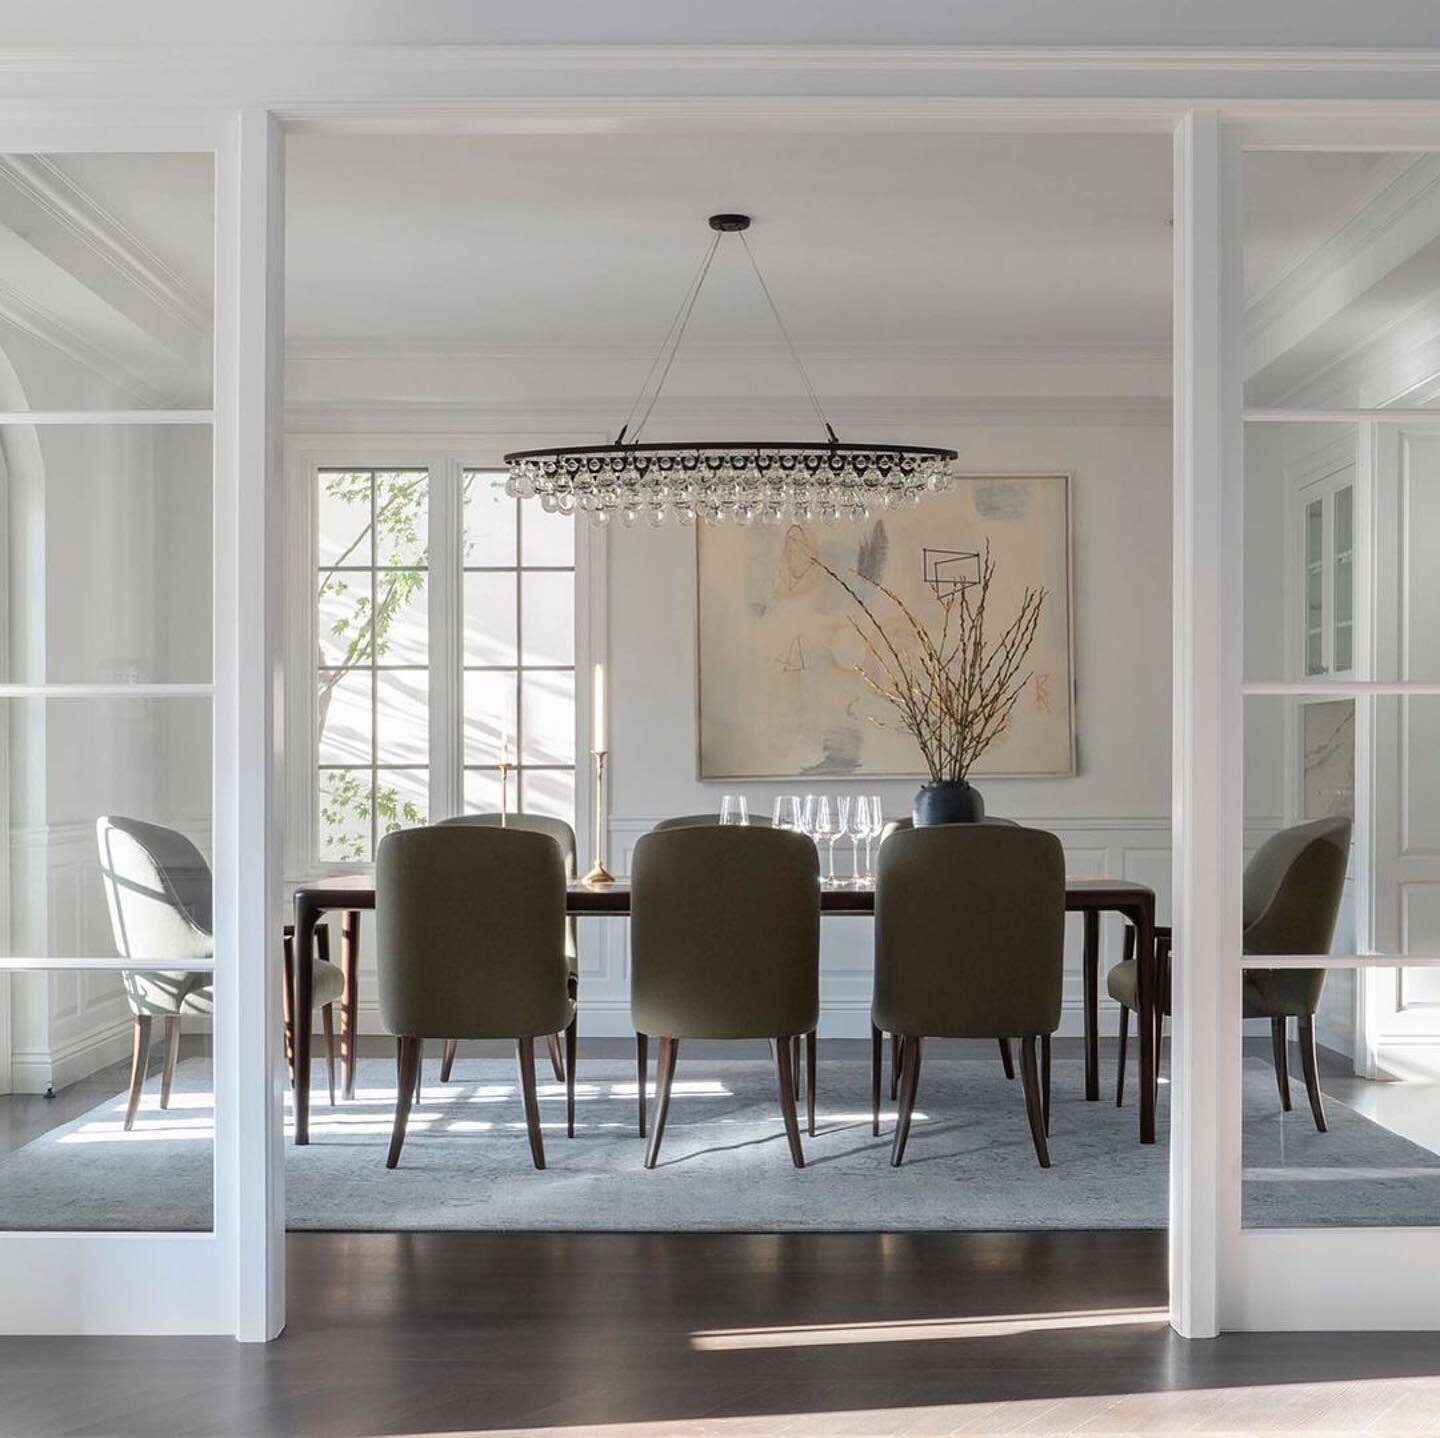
318,570,373,668
317,670,372,766
463,768,505,815
318,470,374,569
375,670,428,765
374,470,428,567
374,570,428,667
319,769,373,864
463,471,517,567
463,669,517,766
1304,498,1324,676
522,669,576,765
1301,700,1355,822
521,499,575,568
464,573,518,667
0,425,213,685
0,968,213,1232
1334,486,1353,674
521,572,575,667
522,768,576,825
375,769,429,838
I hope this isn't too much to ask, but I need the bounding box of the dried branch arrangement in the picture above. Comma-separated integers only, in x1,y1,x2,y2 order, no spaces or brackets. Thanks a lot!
814,544,1045,782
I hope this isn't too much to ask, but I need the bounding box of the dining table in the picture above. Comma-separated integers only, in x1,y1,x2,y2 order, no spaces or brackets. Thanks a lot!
289,873,1158,1147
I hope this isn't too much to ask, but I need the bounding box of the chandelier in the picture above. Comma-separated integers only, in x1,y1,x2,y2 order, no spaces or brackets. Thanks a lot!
504,214,957,528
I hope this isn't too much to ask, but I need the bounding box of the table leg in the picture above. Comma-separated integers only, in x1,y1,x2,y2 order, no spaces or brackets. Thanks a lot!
1135,900,1157,1145
293,895,316,1146
340,909,361,1100
1083,910,1100,1101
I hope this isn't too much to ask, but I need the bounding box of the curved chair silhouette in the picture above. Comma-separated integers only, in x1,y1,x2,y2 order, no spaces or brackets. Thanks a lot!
874,814,1023,1095
874,823,1065,1167
434,813,578,1086
631,824,819,1168
1108,816,1351,1131
651,813,773,831
376,824,575,1169
97,815,342,1129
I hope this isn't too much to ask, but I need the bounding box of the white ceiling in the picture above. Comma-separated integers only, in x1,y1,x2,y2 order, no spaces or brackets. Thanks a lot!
282,133,1175,353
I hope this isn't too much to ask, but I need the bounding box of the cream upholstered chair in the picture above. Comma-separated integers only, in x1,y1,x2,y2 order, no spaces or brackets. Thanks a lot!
96,816,343,1129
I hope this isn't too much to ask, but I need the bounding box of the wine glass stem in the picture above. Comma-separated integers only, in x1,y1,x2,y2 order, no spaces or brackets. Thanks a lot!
826,838,836,883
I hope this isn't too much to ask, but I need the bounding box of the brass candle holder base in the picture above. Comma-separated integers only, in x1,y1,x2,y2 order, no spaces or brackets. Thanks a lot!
582,860,616,887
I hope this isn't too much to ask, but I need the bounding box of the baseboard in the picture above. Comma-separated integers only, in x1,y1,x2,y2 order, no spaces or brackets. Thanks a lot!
10,1018,132,1094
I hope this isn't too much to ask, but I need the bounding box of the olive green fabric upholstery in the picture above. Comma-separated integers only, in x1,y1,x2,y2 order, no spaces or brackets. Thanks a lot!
1106,817,1352,1019
630,826,819,1039
873,823,1065,1039
435,813,578,968
878,815,1018,845
651,814,773,831
376,825,573,1040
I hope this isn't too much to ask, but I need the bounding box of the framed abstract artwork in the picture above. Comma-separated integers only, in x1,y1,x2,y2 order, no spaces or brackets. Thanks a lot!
696,473,1075,780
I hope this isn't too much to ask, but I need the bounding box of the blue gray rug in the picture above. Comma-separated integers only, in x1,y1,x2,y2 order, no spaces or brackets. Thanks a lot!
1,1054,1437,1231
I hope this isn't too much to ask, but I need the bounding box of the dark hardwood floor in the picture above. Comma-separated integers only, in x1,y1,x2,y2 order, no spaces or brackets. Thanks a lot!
2,1231,1440,1435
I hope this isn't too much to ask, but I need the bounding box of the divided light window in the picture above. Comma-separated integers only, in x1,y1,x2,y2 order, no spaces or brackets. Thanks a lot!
313,465,577,863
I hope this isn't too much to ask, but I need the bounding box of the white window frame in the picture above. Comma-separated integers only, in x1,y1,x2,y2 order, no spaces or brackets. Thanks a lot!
284,442,602,879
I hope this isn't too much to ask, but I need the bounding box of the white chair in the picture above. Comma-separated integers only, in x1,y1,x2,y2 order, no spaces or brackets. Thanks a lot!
96,816,343,1129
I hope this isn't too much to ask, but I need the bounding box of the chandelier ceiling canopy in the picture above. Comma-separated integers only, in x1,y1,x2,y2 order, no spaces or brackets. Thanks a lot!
504,214,956,528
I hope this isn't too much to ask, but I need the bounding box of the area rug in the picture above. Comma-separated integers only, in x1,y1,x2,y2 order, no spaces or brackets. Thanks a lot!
2,1053,1438,1231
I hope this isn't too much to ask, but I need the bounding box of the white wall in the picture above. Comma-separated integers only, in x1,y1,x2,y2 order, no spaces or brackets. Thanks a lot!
595,419,1177,1037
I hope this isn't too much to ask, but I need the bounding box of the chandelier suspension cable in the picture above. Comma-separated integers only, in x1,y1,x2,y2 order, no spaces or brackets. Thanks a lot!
738,231,838,445
620,230,721,446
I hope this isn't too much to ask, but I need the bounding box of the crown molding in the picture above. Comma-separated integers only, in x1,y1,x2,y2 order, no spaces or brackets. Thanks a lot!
0,155,208,339
285,393,1170,436
286,336,1171,367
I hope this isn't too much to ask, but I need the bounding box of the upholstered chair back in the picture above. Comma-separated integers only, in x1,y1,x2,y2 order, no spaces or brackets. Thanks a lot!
630,825,819,1040
376,825,571,1041
874,822,1065,1039
652,813,773,831
95,816,214,1016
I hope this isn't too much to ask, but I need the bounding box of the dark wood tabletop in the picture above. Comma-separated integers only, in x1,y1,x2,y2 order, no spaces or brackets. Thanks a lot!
289,873,1158,1147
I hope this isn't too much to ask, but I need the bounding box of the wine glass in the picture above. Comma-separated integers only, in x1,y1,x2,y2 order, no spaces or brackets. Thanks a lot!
867,794,885,881
851,796,871,885
720,794,749,826
790,793,815,837
812,796,834,883
834,795,852,885
772,794,787,829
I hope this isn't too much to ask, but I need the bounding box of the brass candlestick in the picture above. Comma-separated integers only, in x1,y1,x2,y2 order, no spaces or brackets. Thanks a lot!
583,748,614,885
498,758,512,826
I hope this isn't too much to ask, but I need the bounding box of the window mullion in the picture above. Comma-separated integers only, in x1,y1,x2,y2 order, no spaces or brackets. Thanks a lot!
430,456,463,823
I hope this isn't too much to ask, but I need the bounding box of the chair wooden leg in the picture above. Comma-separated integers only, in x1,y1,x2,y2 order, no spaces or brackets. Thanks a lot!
1020,1035,1052,1168
998,1037,1016,1080
565,1015,578,1138
644,1035,678,1169
775,1035,806,1169
1041,1032,1052,1136
439,1039,458,1084
517,1036,546,1170
1298,1015,1328,1133
160,1016,181,1111
386,1036,421,1169
1116,1005,1130,1108
1270,1016,1293,1111
636,1032,648,1137
414,1039,424,1103
546,1033,566,1084
791,1035,803,1101
870,1023,883,1137
890,1035,923,1167
889,1031,901,1100
321,1004,337,1108
804,1029,817,1136
339,910,360,1101
281,931,296,1088
124,1015,152,1131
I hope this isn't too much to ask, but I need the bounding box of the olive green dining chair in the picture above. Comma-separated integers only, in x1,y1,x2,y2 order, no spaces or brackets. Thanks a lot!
874,822,1065,1168
1108,816,1351,1131
651,813,773,831
433,813,578,1087
630,824,820,1169
873,814,1024,1100
376,824,575,1170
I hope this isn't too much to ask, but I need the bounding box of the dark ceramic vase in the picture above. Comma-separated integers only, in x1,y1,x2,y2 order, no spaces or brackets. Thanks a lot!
913,779,986,826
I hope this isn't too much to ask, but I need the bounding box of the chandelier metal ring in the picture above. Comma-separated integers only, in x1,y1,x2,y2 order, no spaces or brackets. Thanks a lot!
503,215,957,527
